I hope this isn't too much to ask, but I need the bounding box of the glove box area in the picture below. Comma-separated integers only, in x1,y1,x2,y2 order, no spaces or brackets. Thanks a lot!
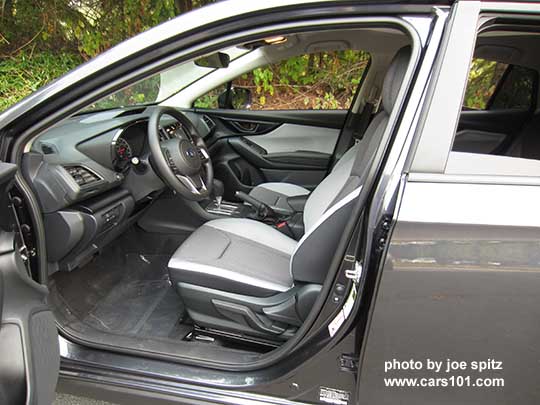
44,188,136,274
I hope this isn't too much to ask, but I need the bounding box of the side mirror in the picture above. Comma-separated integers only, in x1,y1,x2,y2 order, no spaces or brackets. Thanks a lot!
194,52,230,69
218,86,252,109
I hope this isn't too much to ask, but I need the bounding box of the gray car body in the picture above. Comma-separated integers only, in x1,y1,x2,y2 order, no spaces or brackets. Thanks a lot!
1,0,540,404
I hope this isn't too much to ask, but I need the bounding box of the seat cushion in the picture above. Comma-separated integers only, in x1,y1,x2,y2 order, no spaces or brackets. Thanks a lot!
249,182,309,210
168,218,297,297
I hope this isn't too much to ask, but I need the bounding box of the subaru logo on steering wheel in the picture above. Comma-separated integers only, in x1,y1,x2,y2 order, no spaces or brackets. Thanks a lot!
185,147,196,158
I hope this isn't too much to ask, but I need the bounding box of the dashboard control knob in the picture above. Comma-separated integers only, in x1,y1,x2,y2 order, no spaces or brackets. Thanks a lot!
131,156,140,165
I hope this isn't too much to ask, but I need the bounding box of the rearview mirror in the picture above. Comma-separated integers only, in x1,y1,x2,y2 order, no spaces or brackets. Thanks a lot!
194,52,230,69
218,86,252,109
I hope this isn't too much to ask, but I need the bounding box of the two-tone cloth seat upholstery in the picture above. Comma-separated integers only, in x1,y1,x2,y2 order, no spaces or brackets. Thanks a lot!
167,47,411,339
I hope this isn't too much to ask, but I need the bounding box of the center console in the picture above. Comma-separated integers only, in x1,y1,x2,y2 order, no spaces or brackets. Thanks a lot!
203,199,250,217
201,180,307,240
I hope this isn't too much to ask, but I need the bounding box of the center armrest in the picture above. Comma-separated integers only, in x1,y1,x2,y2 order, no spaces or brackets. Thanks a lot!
287,194,309,213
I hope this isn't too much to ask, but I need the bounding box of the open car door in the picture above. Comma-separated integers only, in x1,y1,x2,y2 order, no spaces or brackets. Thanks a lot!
0,162,59,404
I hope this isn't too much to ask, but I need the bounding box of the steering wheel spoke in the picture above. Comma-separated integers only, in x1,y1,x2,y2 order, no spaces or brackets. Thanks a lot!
197,146,210,162
176,173,207,195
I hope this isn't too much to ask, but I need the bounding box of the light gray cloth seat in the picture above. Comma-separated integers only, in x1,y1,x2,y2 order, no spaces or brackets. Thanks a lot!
167,47,411,338
168,218,296,297
168,143,361,296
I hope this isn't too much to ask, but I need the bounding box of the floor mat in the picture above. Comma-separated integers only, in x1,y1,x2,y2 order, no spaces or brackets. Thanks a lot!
53,251,190,342
50,227,263,361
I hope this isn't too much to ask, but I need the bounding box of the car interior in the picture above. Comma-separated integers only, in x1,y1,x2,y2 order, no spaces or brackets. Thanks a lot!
13,16,540,366
14,24,413,364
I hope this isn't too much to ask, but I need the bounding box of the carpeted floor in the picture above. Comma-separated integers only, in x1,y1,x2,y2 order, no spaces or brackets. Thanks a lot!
50,228,193,348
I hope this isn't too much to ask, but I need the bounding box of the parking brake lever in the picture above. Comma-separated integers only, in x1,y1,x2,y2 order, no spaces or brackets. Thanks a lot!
235,191,275,218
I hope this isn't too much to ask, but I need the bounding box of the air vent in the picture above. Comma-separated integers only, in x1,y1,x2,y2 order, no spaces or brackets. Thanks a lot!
202,115,216,132
116,108,146,117
41,143,57,155
64,166,100,187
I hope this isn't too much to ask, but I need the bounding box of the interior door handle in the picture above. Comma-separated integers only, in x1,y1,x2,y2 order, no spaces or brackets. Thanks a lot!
232,121,260,133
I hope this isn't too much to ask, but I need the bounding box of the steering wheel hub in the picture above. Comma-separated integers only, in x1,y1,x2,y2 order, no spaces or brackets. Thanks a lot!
165,138,201,175
148,106,213,201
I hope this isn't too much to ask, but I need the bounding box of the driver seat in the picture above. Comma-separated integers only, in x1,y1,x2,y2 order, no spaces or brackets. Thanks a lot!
168,47,410,339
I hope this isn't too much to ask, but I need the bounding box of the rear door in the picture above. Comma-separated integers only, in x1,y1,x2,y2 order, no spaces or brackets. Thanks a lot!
0,162,59,404
193,50,370,200
359,4,540,404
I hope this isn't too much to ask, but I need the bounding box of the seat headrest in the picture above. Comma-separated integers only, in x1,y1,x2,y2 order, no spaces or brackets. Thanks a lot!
382,46,411,113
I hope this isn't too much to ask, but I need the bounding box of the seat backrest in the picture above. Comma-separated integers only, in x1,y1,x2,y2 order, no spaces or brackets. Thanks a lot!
292,46,411,285
506,114,540,160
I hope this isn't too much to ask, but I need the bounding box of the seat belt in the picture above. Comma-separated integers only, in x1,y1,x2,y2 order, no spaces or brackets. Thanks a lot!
330,94,379,168
349,100,375,145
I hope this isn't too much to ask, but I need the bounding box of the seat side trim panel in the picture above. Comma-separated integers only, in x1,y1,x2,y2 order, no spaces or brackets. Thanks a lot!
168,260,293,293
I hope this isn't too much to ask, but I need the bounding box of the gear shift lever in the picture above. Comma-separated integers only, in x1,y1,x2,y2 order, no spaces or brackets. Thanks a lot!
212,179,225,209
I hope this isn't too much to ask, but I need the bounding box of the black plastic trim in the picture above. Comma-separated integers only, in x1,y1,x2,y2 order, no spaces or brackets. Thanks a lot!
198,109,347,130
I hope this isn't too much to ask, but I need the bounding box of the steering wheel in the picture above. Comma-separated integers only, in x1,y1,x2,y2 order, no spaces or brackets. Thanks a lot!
148,106,213,201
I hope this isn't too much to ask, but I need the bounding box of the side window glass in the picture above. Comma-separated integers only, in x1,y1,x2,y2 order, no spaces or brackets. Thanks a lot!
462,58,508,110
194,50,370,110
462,59,536,111
193,85,227,109
490,65,537,111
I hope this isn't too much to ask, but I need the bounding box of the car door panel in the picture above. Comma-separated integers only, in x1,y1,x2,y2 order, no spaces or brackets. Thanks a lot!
360,180,540,404
454,109,531,154
228,137,331,170
0,162,59,405
244,124,340,155
202,109,345,198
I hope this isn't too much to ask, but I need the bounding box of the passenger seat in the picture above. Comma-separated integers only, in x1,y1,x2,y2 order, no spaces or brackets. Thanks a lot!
506,114,540,160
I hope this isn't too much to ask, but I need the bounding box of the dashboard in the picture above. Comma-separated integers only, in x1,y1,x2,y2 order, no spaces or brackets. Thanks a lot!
26,106,212,212
22,106,215,273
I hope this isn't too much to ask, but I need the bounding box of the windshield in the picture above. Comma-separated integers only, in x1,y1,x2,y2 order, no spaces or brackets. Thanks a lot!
82,47,249,112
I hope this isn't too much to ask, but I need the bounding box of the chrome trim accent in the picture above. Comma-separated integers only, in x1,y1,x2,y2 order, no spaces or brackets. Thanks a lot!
176,173,207,195
197,146,210,161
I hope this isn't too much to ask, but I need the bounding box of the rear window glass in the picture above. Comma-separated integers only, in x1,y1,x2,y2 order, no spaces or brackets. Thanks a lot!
463,58,536,111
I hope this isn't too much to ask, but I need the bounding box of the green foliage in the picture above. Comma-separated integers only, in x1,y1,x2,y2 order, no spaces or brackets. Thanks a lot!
0,52,82,112
463,58,507,110
192,84,227,109
85,75,160,111
0,0,215,112
0,1,520,114
231,50,371,110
